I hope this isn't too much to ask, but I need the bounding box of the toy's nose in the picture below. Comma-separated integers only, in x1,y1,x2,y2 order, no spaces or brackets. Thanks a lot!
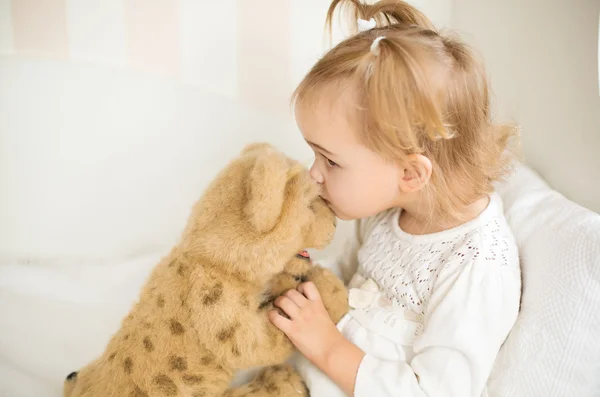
66,371,78,381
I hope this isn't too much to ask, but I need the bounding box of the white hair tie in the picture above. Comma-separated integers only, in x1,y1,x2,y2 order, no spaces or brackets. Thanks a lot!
357,17,376,32
370,36,385,55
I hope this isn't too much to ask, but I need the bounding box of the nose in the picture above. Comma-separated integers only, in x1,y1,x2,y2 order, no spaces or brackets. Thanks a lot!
66,371,78,381
309,163,324,184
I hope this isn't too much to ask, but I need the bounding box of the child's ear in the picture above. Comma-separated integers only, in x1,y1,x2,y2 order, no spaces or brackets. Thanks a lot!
244,149,291,232
398,154,432,193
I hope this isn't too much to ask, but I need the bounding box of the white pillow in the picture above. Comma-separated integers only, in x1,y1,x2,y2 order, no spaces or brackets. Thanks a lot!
488,164,600,396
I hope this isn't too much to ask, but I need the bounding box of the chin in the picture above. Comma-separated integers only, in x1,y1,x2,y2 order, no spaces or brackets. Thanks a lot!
325,200,357,221
337,214,361,221
330,208,353,221
331,204,379,221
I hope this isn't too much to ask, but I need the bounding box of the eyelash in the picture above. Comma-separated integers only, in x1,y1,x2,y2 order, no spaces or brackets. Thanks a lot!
325,157,338,167
313,149,338,168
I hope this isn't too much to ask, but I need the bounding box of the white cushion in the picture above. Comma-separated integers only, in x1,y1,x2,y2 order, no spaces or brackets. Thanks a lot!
488,164,600,396
0,253,162,396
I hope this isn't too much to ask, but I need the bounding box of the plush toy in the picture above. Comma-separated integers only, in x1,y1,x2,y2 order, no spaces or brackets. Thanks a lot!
63,143,349,397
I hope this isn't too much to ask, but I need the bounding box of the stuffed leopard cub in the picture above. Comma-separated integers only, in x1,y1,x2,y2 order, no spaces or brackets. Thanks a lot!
63,143,349,397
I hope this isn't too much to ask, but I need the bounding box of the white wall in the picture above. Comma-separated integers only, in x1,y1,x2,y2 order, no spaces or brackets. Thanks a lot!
3,0,597,264
2,0,597,265
0,59,308,261
452,0,600,213
0,0,453,263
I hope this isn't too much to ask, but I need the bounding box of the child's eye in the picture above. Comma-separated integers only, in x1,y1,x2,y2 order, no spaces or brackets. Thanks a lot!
326,158,338,167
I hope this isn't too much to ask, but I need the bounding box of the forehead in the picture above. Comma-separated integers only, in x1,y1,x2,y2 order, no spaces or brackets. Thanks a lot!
294,84,362,150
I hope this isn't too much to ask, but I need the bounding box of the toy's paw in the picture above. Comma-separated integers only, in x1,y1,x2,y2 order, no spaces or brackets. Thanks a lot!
307,267,349,324
252,364,309,397
259,272,296,313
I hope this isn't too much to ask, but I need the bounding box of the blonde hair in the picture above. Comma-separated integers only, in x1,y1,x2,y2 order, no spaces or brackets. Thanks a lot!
292,0,519,220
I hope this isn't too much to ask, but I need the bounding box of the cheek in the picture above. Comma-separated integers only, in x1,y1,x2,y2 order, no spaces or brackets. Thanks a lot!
327,175,372,220
344,168,395,206
326,172,357,205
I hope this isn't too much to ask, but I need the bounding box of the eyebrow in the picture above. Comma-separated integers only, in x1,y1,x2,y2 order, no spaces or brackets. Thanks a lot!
306,140,335,156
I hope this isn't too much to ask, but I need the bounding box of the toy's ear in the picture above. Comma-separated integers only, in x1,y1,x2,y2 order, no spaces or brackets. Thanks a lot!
244,149,294,232
241,142,271,153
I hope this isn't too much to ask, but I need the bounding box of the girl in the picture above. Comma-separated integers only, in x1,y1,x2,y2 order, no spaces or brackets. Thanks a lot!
268,1,521,396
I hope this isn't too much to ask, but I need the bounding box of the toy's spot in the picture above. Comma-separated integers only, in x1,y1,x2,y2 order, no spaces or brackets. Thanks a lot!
143,337,154,352
256,369,268,383
200,355,213,365
266,382,280,394
293,274,309,283
169,319,185,335
203,283,223,306
177,264,187,276
258,294,274,310
192,392,206,397
182,374,204,385
157,295,165,308
108,353,116,361
153,374,177,396
123,357,133,374
231,344,241,356
169,356,187,371
124,333,130,341
240,294,250,307
217,323,240,341
131,386,149,397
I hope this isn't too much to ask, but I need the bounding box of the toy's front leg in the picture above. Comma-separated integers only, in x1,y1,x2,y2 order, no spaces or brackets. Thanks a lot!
269,254,348,326
242,265,348,371
222,365,308,397
240,270,306,368
306,266,349,324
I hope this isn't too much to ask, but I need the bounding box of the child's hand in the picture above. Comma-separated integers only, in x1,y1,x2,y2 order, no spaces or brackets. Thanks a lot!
270,282,365,395
268,281,344,367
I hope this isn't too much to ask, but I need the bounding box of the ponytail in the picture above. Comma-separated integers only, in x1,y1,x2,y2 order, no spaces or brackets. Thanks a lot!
325,0,436,38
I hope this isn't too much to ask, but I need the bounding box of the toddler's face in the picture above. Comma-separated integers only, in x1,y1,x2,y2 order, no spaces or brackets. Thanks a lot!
295,97,402,221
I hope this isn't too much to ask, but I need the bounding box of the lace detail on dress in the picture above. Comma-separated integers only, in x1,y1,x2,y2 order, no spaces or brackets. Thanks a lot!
356,208,515,315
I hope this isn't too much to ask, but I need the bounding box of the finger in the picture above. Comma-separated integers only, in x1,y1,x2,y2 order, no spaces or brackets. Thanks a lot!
297,281,321,301
274,296,300,318
268,310,292,333
284,289,308,307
